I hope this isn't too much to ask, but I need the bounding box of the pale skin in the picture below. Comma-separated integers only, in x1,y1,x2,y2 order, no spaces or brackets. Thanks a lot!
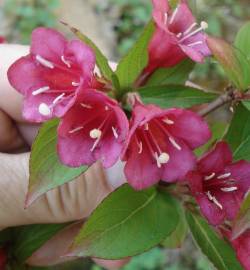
0,44,128,269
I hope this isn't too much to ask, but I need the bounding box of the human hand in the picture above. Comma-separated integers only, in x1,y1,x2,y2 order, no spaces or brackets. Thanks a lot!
0,44,128,268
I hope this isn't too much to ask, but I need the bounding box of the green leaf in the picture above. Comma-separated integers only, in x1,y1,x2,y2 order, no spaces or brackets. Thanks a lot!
146,59,195,86
115,21,155,93
186,210,243,270
233,191,250,239
139,85,217,109
225,103,250,160
235,22,250,80
12,223,68,262
68,184,179,259
27,119,88,206
68,25,114,81
207,36,248,90
161,201,187,249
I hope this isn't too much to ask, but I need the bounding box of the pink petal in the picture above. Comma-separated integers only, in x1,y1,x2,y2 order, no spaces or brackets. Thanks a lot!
180,44,204,62
152,0,170,30
7,55,46,95
124,138,161,190
31,27,66,63
162,139,196,182
199,142,233,174
197,194,225,226
166,108,211,149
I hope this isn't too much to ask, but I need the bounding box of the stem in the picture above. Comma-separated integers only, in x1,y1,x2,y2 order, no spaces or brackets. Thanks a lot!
198,86,235,117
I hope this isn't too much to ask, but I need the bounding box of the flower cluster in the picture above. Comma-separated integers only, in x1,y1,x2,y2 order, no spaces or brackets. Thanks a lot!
7,1,250,269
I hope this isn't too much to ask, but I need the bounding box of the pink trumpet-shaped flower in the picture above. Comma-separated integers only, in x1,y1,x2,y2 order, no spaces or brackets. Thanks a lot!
146,0,210,73
122,102,211,190
8,27,96,122
58,89,129,168
188,142,250,226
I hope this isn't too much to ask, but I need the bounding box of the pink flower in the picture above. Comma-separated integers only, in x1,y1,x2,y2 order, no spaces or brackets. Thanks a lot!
122,102,211,190
188,142,250,226
146,0,210,73
8,27,96,122
57,89,129,168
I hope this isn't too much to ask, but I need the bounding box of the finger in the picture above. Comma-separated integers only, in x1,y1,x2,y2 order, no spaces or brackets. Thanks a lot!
0,153,113,228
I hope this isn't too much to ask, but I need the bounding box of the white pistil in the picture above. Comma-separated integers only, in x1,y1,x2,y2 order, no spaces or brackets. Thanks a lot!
72,81,80,87
38,103,51,116
217,172,231,179
164,12,168,25
53,93,65,104
180,21,208,43
169,137,181,150
187,41,203,47
138,141,143,154
61,55,71,68
32,86,50,96
144,123,149,130
69,126,83,134
90,128,102,139
207,191,223,209
105,106,109,111
80,103,92,109
176,33,182,38
112,127,119,139
204,172,215,180
183,22,198,35
221,187,238,192
163,118,174,125
169,6,179,24
36,55,54,69
155,152,170,168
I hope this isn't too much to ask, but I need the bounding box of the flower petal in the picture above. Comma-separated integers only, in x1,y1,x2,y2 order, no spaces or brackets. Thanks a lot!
198,142,232,174
166,108,211,149
187,171,203,194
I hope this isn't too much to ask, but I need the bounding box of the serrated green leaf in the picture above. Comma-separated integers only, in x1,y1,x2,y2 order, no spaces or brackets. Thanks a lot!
225,103,250,159
139,85,217,109
27,119,88,206
69,25,114,81
115,21,155,93
68,184,179,259
207,36,248,90
161,200,187,249
186,210,243,270
146,59,195,86
12,223,68,262
233,191,250,239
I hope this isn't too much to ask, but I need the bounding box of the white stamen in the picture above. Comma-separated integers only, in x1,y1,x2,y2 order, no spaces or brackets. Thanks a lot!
213,197,223,210
90,128,102,139
169,6,179,24
69,126,84,134
183,22,198,35
180,21,208,43
164,12,168,25
112,127,119,139
163,118,174,125
138,141,143,154
53,93,65,104
32,86,50,96
72,82,80,87
221,187,238,192
36,55,54,69
217,172,231,179
80,103,92,109
61,55,71,68
144,123,149,130
205,172,215,180
207,191,223,209
176,33,182,38
155,152,161,168
105,106,109,111
38,103,51,116
169,137,181,150
187,41,203,47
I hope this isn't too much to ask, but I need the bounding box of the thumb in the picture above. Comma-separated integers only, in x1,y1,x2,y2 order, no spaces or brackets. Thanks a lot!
0,152,113,228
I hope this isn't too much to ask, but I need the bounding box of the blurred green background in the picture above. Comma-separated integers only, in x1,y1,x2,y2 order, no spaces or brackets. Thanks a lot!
0,0,249,269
